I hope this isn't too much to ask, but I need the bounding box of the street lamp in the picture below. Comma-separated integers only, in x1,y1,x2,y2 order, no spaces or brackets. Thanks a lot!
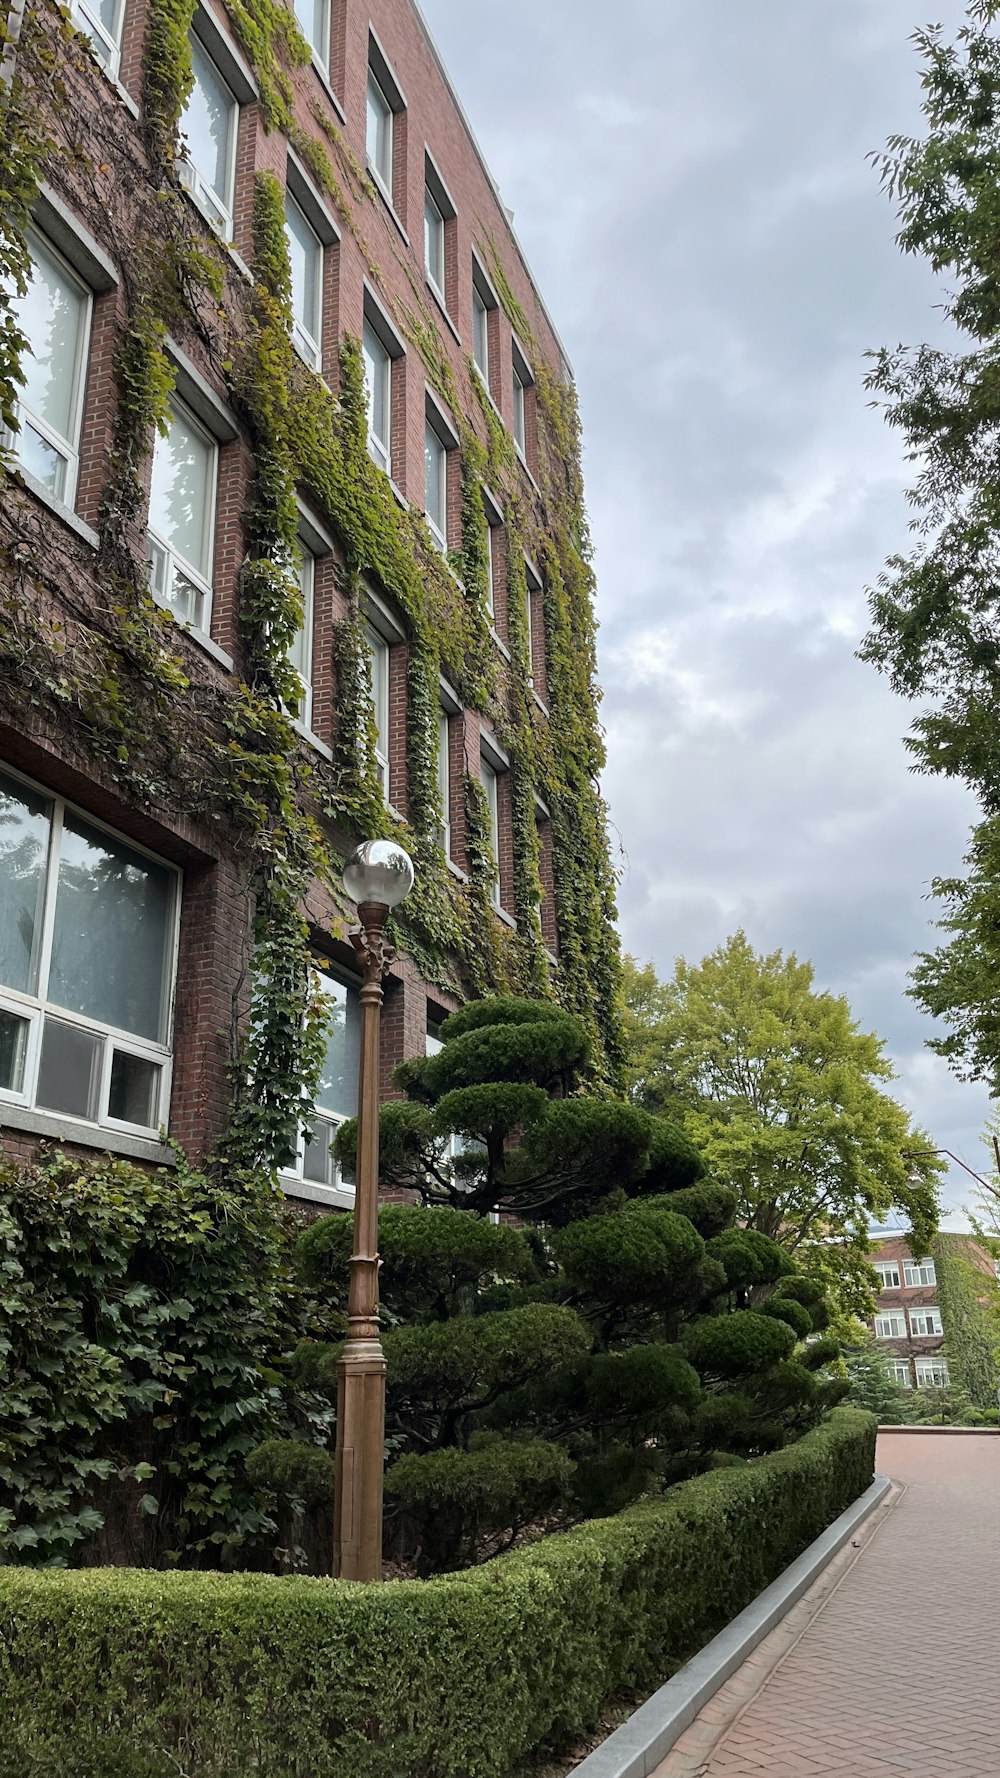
333,838,414,1582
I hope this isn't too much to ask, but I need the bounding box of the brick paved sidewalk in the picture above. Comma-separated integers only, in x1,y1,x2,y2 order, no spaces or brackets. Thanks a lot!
654,1432,1000,1778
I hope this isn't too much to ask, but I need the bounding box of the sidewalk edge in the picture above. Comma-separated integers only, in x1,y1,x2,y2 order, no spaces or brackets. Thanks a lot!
568,1472,892,1778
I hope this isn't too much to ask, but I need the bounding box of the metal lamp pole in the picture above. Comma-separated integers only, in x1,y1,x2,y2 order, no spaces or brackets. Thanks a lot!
333,839,414,1582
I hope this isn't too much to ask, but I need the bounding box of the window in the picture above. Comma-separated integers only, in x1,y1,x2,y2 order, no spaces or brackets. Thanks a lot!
293,0,329,66
286,546,314,728
283,965,360,1196
904,1258,937,1287
437,708,451,858
480,757,501,910
424,421,447,551
0,768,176,1136
511,361,526,454
887,1362,912,1388
424,186,445,299
72,0,126,78
7,230,91,505
909,1307,943,1338
362,319,391,475
146,397,217,632
179,36,238,238
366,68,393,192
874,1311,907,1339
472,286,489,382
915,1358,950,1387
874,1261,901,1289
285,195,322,369
485,517,496,619
364,622,390,796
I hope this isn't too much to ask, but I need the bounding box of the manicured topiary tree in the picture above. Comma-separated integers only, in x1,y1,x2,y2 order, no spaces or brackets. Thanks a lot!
265,997,846,1572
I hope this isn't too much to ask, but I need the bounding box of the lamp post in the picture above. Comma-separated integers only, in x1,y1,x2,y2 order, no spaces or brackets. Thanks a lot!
333,838,414,1582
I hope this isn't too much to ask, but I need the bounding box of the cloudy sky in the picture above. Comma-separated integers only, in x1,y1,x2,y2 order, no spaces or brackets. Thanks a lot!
419,0,992,1222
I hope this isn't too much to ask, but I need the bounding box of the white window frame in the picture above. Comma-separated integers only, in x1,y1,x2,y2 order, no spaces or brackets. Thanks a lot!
287,544,315,730
72,0,126,79
909,1307,943,1338
874,1311,908,1339
887,1361,912,1388
362,316,392,476
366,68,394,198
293,0,330,69
146,395,218,636
480,755,501,910
424,418,448,552
0,764,179,1139
904,1258,937,1287
363,620,391,797
279,962,360,1206
511,338,532,458
437,706,451,858
285,192,323,370
524,556,542,687
915,1358,950,1388
178,35,239,240
9,228,92,511
471,255,498,392
874,1261,901,1289
424,186,446,300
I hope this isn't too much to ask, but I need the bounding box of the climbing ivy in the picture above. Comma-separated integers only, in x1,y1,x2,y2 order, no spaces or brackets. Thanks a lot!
933,1234,1000,1411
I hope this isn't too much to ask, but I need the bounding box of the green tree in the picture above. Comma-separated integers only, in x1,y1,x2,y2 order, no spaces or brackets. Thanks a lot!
843,1342,914,1423
620,934,943,1317
860,3,1000,1087
620,953,680,1112
264,997,847,1573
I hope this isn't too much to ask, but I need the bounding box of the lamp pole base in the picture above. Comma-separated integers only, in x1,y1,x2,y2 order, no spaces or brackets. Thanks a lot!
333,1335,387,1581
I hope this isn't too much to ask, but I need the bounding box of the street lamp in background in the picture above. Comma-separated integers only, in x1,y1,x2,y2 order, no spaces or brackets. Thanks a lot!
333,838,414,1581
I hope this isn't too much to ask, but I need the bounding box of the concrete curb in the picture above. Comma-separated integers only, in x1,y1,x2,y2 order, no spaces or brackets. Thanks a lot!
878,1424,1000,1434
568,1473,892,1778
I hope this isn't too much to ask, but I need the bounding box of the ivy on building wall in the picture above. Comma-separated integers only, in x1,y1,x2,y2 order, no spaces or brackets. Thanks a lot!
933,1235,1000,1412
0,0,624,1183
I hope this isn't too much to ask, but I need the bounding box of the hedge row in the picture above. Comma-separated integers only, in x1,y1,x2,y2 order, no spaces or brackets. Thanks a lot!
0,1409,876,1778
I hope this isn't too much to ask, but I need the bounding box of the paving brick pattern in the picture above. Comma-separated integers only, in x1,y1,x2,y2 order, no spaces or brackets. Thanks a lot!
656,1433,1000,1778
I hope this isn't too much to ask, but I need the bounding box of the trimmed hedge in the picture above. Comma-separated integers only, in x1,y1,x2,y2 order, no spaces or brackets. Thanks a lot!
0,1409,875,1778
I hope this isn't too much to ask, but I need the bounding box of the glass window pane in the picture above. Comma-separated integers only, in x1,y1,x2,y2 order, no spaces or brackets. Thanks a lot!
0,770,51,995
473,289,488,376
302,1115,333,1184
48,813,172,1042
424,425,445,536
294,0,328,60
314,973,360,1122
108,1049,160,1126
36,1016,102,1120
17,420,68,499
148,404,214,581
13,234,87,452
425,191,444,291
0,1008,29,1094
287,547,314,695
366,73,391,183
183,39,235,209
286,198,321,345
362,323,390,455
438,709,450,849
364,624,389,759
512,370,526,449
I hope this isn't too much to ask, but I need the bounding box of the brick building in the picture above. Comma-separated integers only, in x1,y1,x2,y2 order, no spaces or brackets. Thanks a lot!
868,1231,998,1390
0,0,619,1207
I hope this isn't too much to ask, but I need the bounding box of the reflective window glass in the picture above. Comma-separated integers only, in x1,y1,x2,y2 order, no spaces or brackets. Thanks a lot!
0,771,50,996
49,811,172,1042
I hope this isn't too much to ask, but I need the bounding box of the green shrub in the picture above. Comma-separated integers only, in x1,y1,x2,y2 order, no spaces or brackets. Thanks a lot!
759,1297,813,1339
650,1180,737,1237
295,1205,532,1313
706,1229,796,1292
0,1410,876,1778
385,1437,573,1572
555,1205,704,1304
684,1310,796,1378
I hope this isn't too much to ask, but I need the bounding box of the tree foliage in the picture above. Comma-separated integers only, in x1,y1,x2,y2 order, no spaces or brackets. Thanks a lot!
618,934,942,1317
860,2,1000,1087
282,997,850,1572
